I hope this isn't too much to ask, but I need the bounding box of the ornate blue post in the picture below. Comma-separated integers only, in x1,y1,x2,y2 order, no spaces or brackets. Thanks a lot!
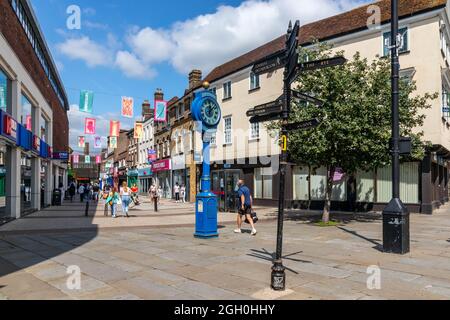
192,82,222,238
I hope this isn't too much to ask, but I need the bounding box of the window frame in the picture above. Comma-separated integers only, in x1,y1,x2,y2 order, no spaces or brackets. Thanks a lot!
223,116,232,145
223,81,232,100
249,72,260,91
382,26,409,57
249,122,260,141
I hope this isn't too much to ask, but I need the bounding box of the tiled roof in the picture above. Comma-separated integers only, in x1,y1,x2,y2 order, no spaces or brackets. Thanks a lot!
204,0,447,84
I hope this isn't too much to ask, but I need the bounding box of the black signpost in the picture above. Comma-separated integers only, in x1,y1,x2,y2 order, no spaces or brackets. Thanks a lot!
299,56,347,72
291,90,324,107
247,20,347,291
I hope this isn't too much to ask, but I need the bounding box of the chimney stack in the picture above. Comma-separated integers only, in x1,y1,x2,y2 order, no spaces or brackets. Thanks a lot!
189,70,202,90
84,142,90,156
142,100,152,121
154,88,164,102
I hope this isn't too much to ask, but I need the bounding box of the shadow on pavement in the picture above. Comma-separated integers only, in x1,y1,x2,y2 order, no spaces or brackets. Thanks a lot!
278,210,382,225
248,248,315,274
0,195,99,280
337,226,384,252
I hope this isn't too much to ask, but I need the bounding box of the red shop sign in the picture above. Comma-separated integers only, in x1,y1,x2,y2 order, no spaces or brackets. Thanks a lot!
3,114,17,140
152,159,171,172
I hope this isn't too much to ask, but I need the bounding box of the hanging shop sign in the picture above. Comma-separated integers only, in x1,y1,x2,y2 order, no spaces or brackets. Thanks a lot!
134,122,143,139
95,155,101,164
78,136,85,148
53,152,69,160
85,155,91,164
1,110,18,143
94,136,102,149
110,121,120,137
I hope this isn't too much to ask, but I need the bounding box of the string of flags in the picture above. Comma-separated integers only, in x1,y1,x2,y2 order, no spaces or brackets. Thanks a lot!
74,89,169,163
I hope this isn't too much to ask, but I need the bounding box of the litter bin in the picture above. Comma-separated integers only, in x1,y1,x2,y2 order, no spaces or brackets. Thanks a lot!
52,189,62,206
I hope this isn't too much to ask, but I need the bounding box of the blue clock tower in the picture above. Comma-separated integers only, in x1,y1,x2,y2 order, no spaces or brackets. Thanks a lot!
191,82,222,238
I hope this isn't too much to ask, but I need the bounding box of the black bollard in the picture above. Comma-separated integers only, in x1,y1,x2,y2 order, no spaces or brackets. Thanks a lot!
85,201,90,217
154,196,158,212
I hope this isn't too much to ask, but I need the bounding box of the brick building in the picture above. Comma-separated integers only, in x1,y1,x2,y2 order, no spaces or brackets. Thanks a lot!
0,0,70,219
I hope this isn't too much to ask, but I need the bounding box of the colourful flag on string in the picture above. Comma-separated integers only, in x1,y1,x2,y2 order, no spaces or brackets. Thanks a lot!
85,155,91,164
121,97,134,118
94,136,102,149
72,154,79,164
154,100,167,122
95,155,101,164
84,118,96,135
109,136,118,149
110,121,120,137
78,136,85,148
79,90,94,113
134,122,143,139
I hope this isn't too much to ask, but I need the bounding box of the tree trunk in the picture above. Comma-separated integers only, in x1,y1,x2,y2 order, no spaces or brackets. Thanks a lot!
322,167,335,224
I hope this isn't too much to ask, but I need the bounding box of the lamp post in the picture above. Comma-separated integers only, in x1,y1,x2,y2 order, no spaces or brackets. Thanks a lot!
382,0,410,254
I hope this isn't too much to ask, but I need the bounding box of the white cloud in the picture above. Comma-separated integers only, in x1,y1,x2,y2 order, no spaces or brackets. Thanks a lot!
126,27,174,64
115,51,156,79
56,36,113,67
58,0,369,78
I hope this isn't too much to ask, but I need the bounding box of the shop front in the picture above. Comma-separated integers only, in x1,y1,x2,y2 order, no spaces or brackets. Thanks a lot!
127,169,139,188
138,167,153,195
153,159,172,199
172,154,188,201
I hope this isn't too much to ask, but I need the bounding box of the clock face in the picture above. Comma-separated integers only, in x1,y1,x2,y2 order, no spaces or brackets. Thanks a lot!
200,99,221,127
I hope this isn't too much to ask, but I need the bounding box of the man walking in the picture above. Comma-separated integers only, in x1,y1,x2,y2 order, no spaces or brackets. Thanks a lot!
234,179,257,236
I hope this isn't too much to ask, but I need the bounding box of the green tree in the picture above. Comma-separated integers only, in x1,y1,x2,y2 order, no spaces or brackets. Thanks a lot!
268,43,437,223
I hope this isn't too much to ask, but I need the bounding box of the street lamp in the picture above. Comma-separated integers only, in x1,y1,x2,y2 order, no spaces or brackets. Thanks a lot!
382,0,410,254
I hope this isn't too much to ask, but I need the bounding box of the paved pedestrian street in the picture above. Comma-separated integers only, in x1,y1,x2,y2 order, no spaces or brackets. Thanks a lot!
0,197,450,300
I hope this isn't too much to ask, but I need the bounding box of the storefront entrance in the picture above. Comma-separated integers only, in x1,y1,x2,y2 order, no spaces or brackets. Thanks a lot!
211,170,240,212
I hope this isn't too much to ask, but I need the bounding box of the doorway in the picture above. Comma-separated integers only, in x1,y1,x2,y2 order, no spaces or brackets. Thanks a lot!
212,170,240,212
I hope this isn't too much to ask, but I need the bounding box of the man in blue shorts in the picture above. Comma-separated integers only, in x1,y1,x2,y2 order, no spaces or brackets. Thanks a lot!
235,179,257,236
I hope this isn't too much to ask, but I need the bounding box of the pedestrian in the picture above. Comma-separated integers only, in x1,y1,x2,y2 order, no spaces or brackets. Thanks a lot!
234,179,257,236
149,184,156,203
93,184,100,202
131,183,140,206
174,183,180,203
58,183,65,205
84,184,90,202
157,185,163,204
78,184,85,202
102,186,110,216
120,181,131,218
180,184,186,203
69,182,76,203
105,188,120,219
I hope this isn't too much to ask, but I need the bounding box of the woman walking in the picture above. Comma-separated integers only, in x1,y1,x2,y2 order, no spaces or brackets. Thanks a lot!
120,182,131,218
180,184,186,203
105,188,120,219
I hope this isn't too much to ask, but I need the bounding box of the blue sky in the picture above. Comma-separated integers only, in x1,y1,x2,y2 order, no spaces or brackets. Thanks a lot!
30,0,369,153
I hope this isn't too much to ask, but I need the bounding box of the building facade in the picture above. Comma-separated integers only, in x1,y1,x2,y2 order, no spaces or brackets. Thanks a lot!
200,0,450,214
0,0,70,220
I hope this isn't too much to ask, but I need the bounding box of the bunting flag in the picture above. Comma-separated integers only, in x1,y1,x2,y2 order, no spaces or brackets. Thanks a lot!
72,154,79,164
110,120,120,137
78,136,85,148
154,100,168,122
84,118,96,135
95,155,102,164
94,136,102,149
79,90,94,113
134,122,143,139
85,155,91,164
109,136,118,149
121,97,134,118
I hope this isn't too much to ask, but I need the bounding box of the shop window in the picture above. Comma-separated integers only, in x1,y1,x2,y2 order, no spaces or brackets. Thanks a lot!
310,166,347,201
293,166,309,201
376,163,419,204
356,170,375,202
254,167,273,199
